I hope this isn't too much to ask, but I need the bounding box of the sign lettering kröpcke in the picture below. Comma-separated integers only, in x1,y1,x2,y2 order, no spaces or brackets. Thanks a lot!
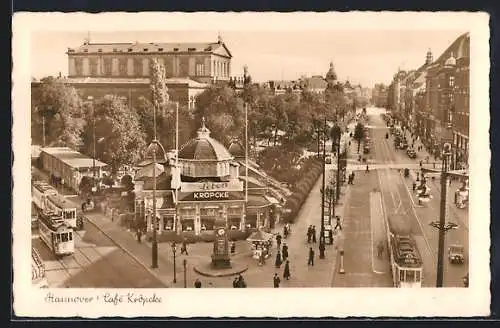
193,191,230,200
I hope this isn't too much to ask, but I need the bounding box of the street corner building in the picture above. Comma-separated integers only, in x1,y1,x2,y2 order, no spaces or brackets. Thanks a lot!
133,120,283,240
388,32,470,170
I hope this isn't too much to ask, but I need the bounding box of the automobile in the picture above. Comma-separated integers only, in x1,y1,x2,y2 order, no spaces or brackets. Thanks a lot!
407,148,417,158
448,244,465,264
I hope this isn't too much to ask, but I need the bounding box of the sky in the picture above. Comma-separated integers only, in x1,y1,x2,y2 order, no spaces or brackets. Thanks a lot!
31,30,465,87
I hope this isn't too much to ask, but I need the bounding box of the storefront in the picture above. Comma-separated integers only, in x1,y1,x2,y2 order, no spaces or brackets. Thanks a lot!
177,187,245,235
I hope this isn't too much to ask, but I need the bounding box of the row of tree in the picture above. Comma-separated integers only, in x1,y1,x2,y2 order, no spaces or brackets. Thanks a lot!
31,59,353,174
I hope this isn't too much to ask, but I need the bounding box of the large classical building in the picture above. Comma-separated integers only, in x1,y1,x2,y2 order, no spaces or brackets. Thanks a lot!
133,119,282,239
32,35,247,109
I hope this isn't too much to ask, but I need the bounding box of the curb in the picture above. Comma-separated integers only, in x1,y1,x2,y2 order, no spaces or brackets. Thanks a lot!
193,263,249,277
84,214,173,288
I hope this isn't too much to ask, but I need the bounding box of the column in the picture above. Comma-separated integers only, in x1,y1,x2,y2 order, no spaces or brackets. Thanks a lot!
241,205,246,231
127,58,134,76
112,58,119,76
195,204,201,235
256,211,261,229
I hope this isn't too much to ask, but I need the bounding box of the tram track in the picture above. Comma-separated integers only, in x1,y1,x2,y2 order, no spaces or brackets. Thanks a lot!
374,121,438,284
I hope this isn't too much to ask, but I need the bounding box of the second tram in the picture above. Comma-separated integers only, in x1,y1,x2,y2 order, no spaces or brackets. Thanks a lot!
38,212,75,257
387,215,423,288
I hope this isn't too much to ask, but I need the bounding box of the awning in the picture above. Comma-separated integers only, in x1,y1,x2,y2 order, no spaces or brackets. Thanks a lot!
264,195,281,205
246,195,273,208
246,230,274,242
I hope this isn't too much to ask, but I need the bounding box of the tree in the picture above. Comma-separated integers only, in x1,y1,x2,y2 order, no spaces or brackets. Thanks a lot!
330,124,342,153
194,86,244,146
354,122,365,153
31,76,85,149
84,95,147,173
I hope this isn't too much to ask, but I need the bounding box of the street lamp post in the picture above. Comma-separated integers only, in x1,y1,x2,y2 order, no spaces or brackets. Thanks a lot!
87,96,97,184
172,242,177,283
183,259,187,288
319,117,327,259
429,123,455,287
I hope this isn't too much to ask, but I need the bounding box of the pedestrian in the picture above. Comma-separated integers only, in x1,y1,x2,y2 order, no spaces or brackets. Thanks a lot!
377,241,384,259
275,250,282,268
351,172,355,184
412,181,417,192
194,279,202,288
276,233,282,248
180,240,189,255
334,216,342,230
366,164,369,173
328,229,333,245
283,225,288,238
308,247,315,266
273,273,281,288
307,225,312,243
282,243,289,261
283,260,291,280
136,228,142,243
312,225,317,243
230,241,236,254
233,277,239,288
237,275,247,288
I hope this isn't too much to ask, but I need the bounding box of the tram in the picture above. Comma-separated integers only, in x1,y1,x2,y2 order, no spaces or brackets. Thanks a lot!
32,247,49,288
38,211,75,257
387,215,423,288
32,181,83,230
45,193,80,229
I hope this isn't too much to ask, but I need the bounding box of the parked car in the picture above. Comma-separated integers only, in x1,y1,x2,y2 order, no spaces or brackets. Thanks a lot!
407,148,417,158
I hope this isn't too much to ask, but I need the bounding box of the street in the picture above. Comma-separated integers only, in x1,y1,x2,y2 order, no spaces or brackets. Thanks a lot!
369,110,468,287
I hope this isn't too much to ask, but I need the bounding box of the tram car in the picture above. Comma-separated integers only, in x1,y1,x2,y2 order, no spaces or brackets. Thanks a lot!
32,181,58,214
38,211,75,257
32,247,49,288
454,179,469,209
45,193,82,230
386,215,423,288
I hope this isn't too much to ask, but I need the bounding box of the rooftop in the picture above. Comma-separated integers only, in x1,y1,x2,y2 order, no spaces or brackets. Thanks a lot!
57,77,209,88
40,147,108,169
67,40,232,58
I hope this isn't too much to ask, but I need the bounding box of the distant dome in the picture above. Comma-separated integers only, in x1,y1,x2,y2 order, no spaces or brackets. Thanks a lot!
325,61,337,82
228,139,245,159
445,53,456,67
178,118,233,161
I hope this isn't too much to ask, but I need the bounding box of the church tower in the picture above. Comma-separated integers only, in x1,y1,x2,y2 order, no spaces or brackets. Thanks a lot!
426,48,433,65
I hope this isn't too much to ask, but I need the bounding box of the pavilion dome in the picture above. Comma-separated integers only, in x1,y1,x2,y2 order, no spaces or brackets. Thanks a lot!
179,118,233,161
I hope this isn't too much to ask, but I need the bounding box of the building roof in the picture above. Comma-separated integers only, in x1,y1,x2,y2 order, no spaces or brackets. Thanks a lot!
59,77,209,88
179,119,233,161
304,75,328,90
433,32,470,65
40,147,108,169
67,41,232,58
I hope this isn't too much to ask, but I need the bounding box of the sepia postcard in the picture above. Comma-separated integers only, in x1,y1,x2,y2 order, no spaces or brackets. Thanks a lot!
12,12,490,318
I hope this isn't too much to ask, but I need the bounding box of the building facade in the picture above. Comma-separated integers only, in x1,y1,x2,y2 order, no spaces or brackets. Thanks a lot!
392,33,470,169
134,120,281,239
32,35,242,109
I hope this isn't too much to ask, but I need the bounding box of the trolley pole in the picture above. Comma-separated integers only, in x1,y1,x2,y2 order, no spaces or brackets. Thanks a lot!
436,151,448,287
336,134,341,202
319,117,326,259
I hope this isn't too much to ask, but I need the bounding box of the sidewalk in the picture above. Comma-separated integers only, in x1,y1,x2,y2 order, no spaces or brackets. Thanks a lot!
331,171,393,287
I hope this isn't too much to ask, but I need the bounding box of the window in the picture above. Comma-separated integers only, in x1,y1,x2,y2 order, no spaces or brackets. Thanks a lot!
134,58,142,76
406,270,416,282
158,48,163,52
103,58,112,76
98,49,102,52
399,270,405,282
143,48,149,52
118,58,127,76
449,76,455,87
173,48,179,51
188,48,196,51
75,58,83,75
89,58,98,76
195,63,204,76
